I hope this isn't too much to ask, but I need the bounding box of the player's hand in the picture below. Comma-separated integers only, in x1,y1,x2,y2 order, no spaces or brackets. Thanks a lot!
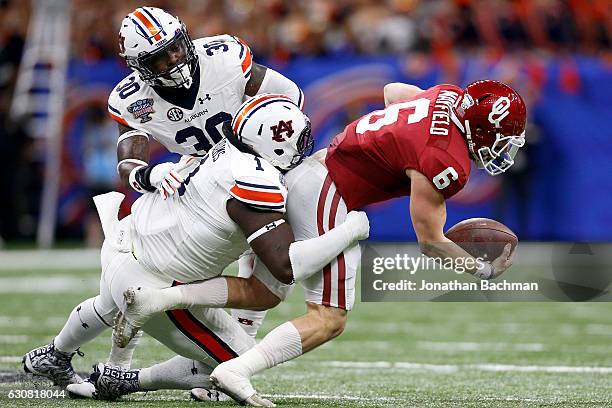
345,211,370,242
149,162,184,199
490,243,514,278
175,155,199,172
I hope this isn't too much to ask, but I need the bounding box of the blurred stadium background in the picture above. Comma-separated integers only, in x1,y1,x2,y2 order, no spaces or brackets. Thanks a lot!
0,0,610,248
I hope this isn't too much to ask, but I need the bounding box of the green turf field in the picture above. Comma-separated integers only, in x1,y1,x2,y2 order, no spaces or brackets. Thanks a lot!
1,260,611,407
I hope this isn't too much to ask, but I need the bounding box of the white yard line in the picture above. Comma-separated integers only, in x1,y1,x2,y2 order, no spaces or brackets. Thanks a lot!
0,249,100,270
417,341,546,352
264,393,401,402
0,316,32,327
319,360,612,373
0,275,99,293
0,356,23,363
0,335,29,344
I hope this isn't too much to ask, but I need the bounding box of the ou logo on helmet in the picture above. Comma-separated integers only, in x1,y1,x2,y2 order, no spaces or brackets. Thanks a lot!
487,96,511,128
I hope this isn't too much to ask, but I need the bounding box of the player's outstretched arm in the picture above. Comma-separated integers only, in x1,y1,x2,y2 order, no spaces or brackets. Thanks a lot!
227,198,295,284
384,83,424,107
407,169,510,279
245,63,305,109
227,198,369,285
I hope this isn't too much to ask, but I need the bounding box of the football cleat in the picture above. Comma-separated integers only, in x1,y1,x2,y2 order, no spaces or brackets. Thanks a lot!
67,363,140,401
23,342,82,387
190,387,230,402
114,286,161,348
210,363,275,407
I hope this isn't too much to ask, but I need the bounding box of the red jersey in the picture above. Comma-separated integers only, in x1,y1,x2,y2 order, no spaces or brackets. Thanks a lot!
325,84,472,210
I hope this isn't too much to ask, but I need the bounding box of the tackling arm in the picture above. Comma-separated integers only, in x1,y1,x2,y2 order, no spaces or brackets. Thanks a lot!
384,83,424,107
407,169,512,279
226,198,369,285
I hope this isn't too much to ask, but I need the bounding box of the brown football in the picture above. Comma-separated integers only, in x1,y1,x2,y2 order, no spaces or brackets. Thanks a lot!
445,218,518,261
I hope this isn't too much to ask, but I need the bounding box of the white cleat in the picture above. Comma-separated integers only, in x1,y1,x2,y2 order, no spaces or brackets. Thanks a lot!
114,286,162,348
190,387,230,402
210,363,275,407
66,379,96,399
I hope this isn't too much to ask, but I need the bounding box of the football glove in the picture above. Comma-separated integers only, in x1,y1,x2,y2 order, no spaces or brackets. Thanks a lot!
129,162,184,199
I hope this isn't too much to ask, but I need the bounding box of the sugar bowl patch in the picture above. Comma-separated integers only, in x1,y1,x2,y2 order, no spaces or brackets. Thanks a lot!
127,98,155,123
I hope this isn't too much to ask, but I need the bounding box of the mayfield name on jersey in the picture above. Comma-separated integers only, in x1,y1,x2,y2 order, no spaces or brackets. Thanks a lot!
108,35,253,157
325,84,471,210
131,138,287,284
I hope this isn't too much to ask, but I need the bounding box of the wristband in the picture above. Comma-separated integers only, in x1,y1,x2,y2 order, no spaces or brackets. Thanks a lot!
117,130,149,145
128,165,156,193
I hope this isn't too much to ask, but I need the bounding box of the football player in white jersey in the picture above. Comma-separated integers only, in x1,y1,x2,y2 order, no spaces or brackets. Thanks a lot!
26,97,368,406
22,6,304,390
109,6,304,197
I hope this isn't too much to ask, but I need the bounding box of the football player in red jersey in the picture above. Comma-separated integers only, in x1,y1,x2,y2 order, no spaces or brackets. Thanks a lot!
207,80,526,405
97,80,526,406
325,79,525,269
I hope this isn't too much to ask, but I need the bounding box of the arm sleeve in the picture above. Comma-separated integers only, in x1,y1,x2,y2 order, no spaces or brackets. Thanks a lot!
257,68,304,110
229,176,287,213
288,225,354,282
419,149,468,199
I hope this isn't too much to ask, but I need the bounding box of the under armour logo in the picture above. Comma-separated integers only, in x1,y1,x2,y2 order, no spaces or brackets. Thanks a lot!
237,318,254,326
76,306,89,329
265,222,277,231
198,94,212,104
270,120,294,142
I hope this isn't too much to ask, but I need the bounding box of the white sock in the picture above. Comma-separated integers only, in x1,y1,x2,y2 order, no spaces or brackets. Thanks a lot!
107,330,142,368
54,297,112,352
231,309,268,338
157,278,228,310
139,356,214,390
229,322,302,376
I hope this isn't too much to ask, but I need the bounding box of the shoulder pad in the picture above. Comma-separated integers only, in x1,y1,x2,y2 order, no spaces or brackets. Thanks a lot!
229,149,287,213
108,75,156,130
195,35,253,81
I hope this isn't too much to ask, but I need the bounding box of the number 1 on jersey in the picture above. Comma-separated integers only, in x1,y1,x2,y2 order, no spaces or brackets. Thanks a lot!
356,98,430,134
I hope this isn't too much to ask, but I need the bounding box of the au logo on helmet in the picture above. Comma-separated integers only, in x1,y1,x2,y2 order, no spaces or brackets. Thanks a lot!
270,120,294,142
488,97,511,128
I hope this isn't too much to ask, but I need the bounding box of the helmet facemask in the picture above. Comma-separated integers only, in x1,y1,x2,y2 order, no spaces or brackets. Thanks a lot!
125,26,197,89
284,119,313,170
468,124,525,175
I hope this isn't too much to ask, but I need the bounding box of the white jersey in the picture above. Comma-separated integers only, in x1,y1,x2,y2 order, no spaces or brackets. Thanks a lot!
130,139,287,283
108,35,254,156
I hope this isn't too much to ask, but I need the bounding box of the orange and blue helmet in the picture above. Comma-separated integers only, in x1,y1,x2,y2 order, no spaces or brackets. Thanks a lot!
119,7,197,89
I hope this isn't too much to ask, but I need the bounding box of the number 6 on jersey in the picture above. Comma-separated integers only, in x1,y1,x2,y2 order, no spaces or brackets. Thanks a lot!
356,98,430,134
432,167,459,190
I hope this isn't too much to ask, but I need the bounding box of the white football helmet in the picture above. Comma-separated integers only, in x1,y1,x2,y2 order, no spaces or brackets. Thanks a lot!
230,94,313,171
118,7,197,88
